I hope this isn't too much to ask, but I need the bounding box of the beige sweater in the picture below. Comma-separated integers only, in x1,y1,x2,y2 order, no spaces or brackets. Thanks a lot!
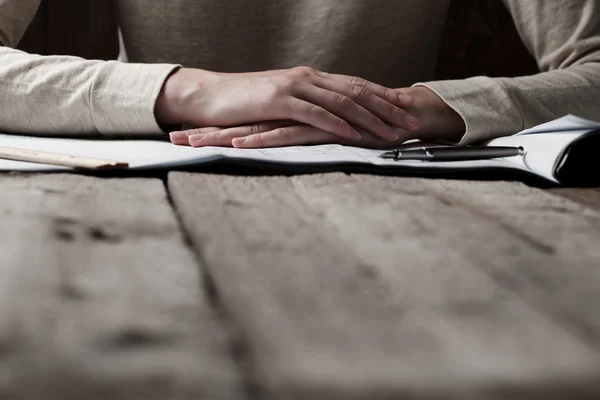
0,0,599,144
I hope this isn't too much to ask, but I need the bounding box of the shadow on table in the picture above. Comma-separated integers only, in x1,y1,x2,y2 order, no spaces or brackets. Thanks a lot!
2,161,581,189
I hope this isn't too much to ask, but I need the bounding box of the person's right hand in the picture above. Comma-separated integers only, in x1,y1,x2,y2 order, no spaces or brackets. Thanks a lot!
155,67,420,142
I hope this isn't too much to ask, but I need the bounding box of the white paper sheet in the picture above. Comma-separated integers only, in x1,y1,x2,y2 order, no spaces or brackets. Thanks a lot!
515,114,600,135
0,115,598,183
0,135,526,174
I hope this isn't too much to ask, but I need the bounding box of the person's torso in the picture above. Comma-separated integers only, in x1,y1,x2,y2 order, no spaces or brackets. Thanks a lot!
115,0,451,87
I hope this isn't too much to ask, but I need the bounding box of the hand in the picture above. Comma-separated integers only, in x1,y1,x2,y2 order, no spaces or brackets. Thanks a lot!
155,67,420,143
170,120,408,149
169,87,466,148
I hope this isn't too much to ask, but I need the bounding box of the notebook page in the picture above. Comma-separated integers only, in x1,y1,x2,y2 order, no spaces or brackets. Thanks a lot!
516,115,600,135
0,114,596,181
0,133,528,175
214,145,528,173
487,129,594,182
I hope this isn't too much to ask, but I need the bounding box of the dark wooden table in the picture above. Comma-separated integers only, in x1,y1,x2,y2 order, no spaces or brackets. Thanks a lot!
1,171,599,399
8,0,599,397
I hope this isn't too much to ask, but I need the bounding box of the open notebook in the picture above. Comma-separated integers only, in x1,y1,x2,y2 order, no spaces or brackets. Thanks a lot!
0,115,599,185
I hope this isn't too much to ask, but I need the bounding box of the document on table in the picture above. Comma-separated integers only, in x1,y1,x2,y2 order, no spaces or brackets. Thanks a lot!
0,115,599,184
0,133,521,172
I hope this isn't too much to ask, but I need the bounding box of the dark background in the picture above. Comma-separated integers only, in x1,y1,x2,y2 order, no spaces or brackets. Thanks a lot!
18,0,119,60
16,0,539,80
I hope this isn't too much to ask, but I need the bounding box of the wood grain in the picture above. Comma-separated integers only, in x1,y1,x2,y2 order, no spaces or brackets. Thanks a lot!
169,172,600,400
414,179,600,343
551,188,600,212
0,175,245,400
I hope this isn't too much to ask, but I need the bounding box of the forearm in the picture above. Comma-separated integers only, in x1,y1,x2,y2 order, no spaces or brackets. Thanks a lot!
416,63,600,144
0,47,178,135
412,0,600,145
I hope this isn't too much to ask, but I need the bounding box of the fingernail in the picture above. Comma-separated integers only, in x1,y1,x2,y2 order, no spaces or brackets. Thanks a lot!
399,93,413,104
406,115,420,129
169,131,188,141
233,138,248,147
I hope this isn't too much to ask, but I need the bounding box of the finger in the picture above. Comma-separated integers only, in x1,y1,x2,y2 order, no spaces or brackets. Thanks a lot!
313,77,420,132
316,71,414,107
232,125,337,148
231,124,413,149
296,84,400,142
187,121,290,147
283,98,362,141
169,127,221,146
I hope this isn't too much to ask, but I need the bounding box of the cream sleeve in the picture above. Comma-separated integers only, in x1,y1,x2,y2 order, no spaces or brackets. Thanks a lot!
0,0,179,135
415,0,600,144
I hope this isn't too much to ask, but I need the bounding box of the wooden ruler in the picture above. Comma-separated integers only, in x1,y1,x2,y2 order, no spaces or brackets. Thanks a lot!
0,146,129,170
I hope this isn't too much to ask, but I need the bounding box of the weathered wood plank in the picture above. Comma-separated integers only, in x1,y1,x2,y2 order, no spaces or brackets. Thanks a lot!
550,188,600,212
0,174,246,400
409,179,600,342
169,172,600,400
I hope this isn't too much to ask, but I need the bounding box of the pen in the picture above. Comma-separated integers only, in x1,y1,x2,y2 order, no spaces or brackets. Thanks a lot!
380,146,525,161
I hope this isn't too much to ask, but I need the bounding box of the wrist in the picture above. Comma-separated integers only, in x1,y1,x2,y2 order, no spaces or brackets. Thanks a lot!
404,86,466,143
155,67,220,127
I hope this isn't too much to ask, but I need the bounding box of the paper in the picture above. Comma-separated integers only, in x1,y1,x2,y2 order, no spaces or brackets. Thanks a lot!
0,135,221,171
515,114,600,135
0,115,598,183
0,134,522,173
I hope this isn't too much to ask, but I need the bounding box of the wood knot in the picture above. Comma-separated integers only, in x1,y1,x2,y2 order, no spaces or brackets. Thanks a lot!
53,217,78,242
100,328,174,350
87,227,122,243
51,218,123,243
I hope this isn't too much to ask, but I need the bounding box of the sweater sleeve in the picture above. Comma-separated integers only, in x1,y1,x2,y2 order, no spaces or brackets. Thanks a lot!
0,0,180,136
414,0,600,144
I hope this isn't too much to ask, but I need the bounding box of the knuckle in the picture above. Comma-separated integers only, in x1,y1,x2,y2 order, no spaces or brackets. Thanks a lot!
349,76,367,88
336,95,354,109
277,127,293,140
308,105,327,119
180,130,197,137
351,84,371,99
382,87,392,100
291,66,317,77
195,128,211,135
253,123,264,134
244,124,261,135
